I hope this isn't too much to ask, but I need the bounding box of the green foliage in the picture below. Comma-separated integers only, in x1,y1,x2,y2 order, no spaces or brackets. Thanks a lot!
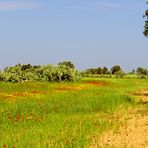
96,67,101,75
111,65,122,74
114,70,125,78
21,64,32,71
144,20,148,37
58,61,75,69
84,66,110,76
0,78,144,147
144,2,148,37
1,63,80,83
136,67,148,79
0,71,5,81
101,66,109,74
85,68,97,75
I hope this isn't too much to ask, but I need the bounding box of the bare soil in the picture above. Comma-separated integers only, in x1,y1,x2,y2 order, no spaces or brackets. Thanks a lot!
90,90,148,148
133,89,148,103
84,80,111,87
55,86,85,91
96,109,148,148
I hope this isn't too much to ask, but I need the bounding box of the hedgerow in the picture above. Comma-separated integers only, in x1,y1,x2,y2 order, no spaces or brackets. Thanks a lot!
0,63,81,83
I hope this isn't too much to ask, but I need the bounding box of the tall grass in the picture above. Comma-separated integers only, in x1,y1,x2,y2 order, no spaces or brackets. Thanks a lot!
0,78,147,147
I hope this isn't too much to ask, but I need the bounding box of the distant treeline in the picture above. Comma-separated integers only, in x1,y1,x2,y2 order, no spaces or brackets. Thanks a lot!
82,65,148,79
0,62,148,83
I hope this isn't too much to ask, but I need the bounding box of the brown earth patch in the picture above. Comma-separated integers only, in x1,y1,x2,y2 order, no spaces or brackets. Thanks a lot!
0,91,48,100
30,91,48,95
134,89,148,96
84,80,111,87
55,86,85,91
133,89,148,103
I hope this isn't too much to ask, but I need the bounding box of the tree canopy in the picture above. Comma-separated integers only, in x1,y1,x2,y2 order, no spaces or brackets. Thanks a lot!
144,2,148,37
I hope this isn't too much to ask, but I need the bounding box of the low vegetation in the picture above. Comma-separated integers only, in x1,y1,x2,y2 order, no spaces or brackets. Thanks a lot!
0,77,147,147
0,62,148,84
82,65,148,79
0,62,148,147
0,62,80,83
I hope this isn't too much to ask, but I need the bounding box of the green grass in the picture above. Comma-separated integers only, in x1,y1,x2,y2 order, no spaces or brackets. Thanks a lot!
0,78,148,147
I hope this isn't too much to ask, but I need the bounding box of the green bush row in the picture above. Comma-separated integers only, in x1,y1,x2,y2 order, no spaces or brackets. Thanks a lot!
0,63,81,83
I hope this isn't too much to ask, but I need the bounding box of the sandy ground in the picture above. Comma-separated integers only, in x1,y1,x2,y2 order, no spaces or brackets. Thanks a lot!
90,89,148,148
90,103,148,148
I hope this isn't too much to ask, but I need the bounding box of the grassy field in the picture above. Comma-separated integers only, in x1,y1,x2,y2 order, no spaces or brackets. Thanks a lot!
0,78,148,147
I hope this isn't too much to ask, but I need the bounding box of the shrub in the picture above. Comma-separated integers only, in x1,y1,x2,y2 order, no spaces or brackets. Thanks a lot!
0,63,80,83
136,67,148,79
114,70,125,78
0,71,5,81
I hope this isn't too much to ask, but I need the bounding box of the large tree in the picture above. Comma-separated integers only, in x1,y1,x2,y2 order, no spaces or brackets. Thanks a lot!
144,2,148,37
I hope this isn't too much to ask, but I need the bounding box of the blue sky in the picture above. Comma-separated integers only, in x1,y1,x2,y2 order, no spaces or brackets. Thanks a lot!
0,0,147,71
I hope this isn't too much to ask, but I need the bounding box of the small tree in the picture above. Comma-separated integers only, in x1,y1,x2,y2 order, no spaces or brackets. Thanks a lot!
136,67,144,74
96,67,102,75
102,66,109,74
136,67,148,78
111,65,122,75
58,61,75,69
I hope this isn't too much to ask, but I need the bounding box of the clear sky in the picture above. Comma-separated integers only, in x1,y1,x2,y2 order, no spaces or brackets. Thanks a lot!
0,0,147,71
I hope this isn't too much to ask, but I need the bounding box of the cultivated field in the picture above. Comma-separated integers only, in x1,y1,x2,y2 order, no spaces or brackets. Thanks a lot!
0,78,148,147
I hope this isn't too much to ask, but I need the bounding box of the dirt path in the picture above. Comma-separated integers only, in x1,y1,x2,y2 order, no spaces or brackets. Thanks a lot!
90,107,148,148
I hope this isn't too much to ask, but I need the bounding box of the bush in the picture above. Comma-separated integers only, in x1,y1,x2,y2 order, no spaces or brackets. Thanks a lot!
136,67,148,79
0,63,81,83
0,71,5,81
114,70,125,78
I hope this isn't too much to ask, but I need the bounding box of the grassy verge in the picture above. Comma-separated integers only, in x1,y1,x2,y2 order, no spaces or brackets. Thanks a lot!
0,78,147,147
